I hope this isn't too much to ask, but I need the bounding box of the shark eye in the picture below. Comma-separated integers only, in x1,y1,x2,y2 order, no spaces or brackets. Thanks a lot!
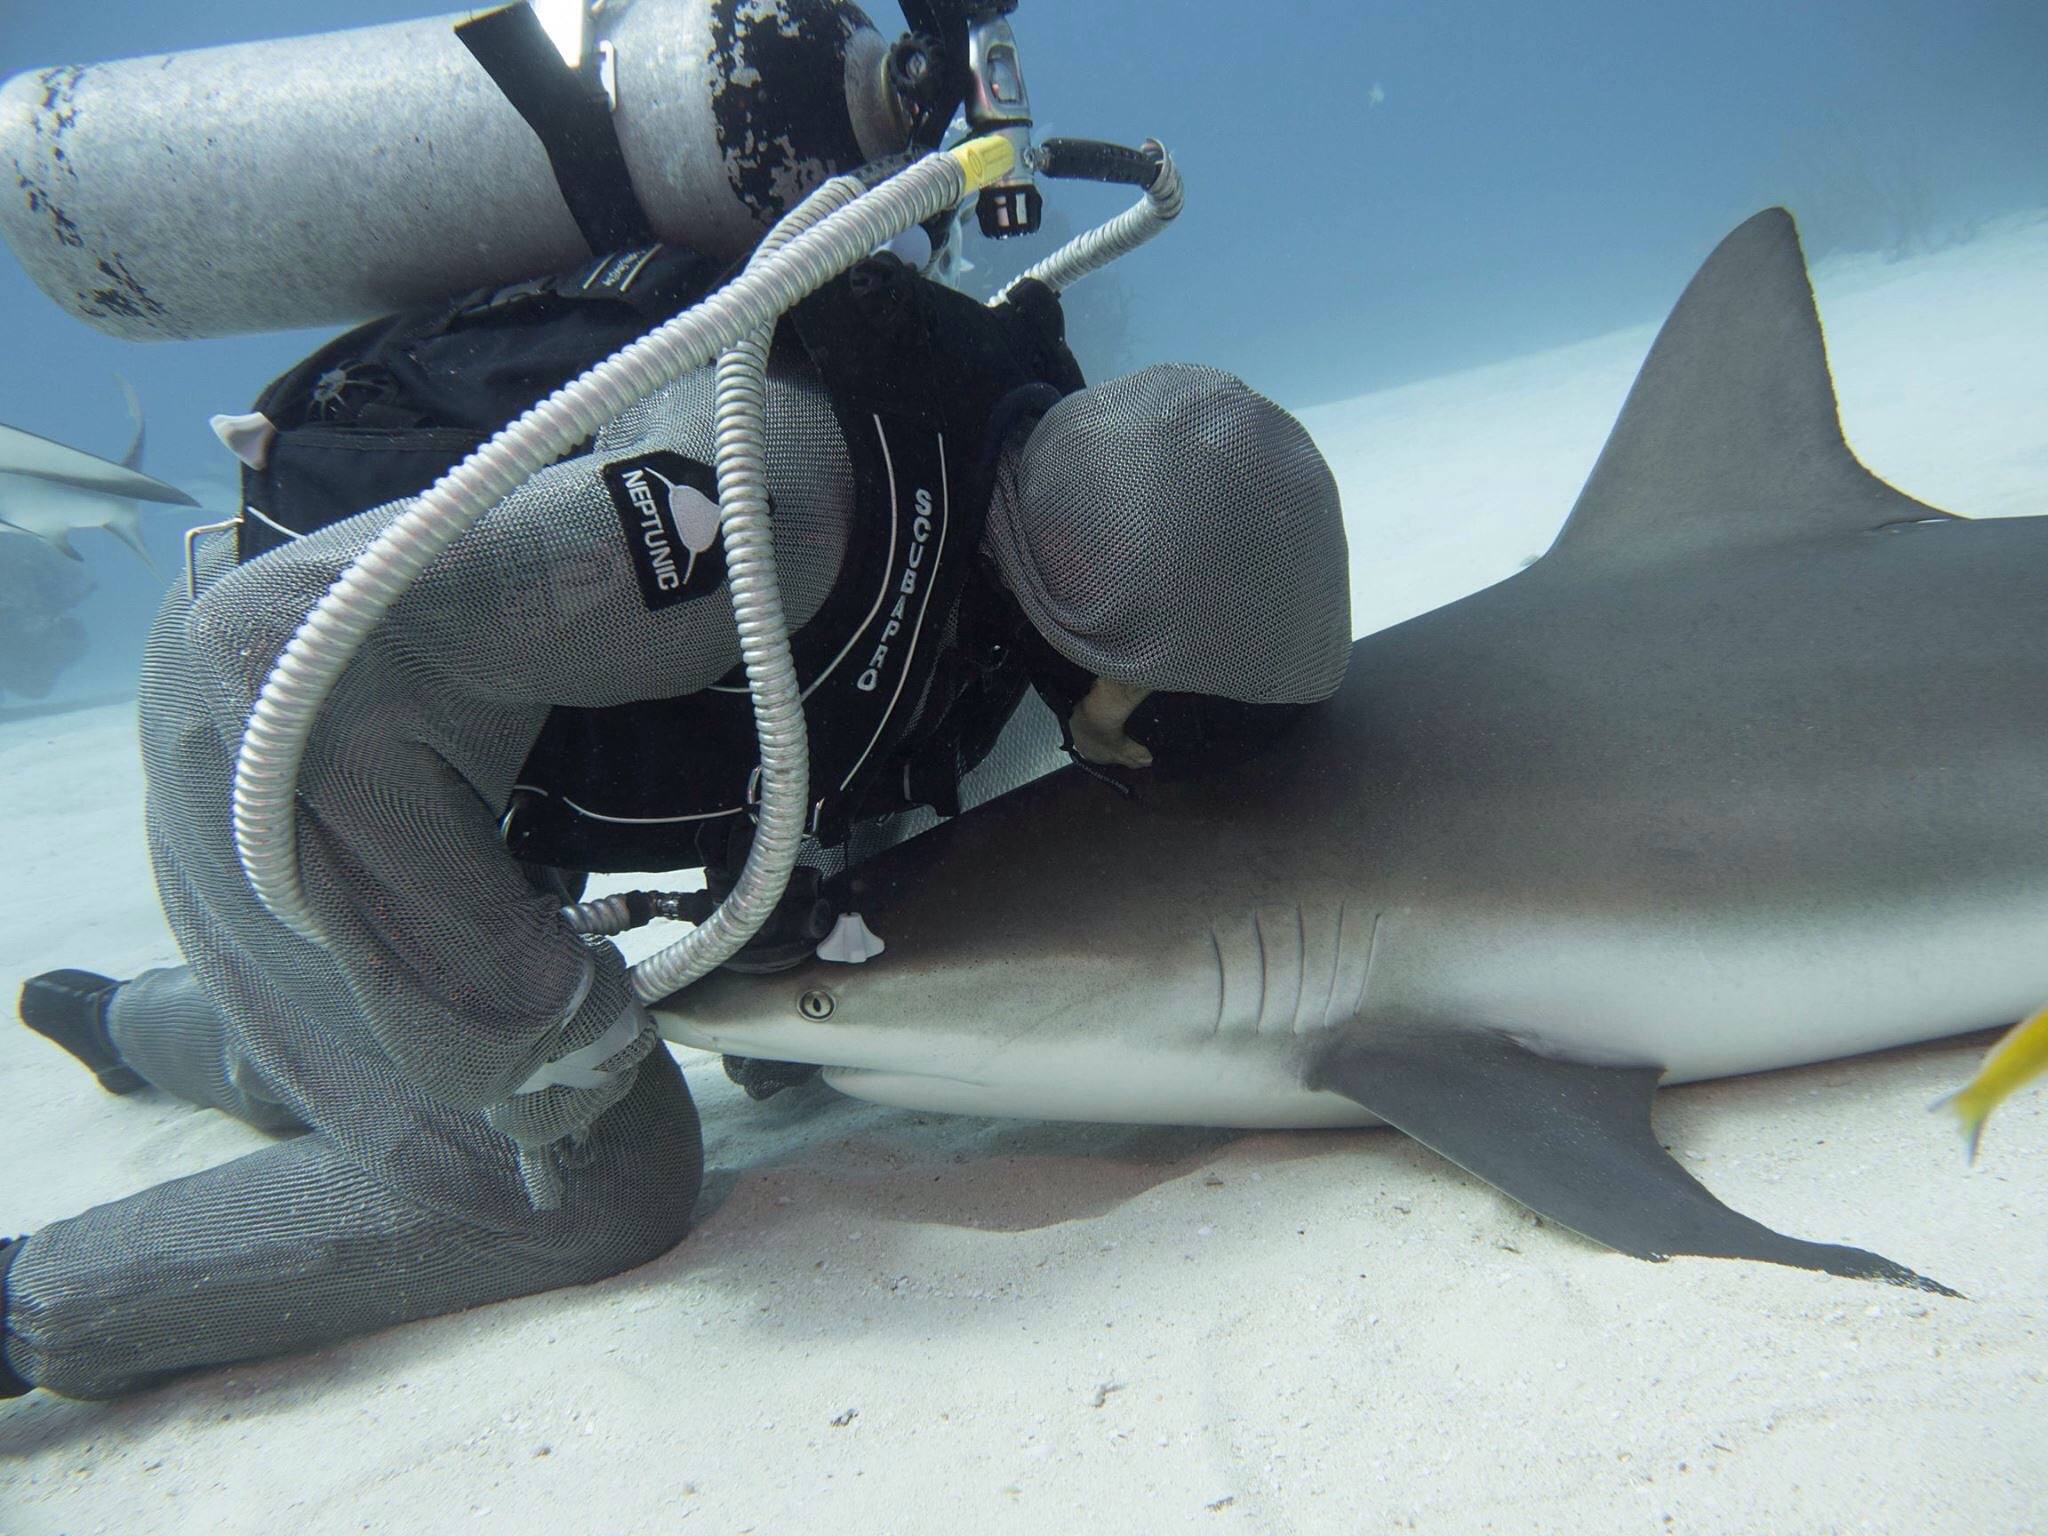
798,989,835,1021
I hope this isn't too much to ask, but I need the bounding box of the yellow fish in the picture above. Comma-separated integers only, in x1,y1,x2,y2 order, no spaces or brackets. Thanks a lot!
1934,1002,2048,1161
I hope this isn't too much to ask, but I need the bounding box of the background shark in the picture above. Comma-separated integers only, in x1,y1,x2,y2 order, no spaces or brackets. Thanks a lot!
0,378,196,576
659,209,2047,1294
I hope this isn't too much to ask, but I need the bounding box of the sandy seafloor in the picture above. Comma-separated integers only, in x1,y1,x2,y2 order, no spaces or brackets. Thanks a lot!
3,213,2045,1535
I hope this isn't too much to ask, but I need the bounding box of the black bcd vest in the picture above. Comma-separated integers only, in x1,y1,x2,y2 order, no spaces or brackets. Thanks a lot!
505,257,1086,872
236,243,1086,875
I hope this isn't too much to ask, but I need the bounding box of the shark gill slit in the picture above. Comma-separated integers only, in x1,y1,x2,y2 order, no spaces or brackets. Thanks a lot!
1288,903,1310,1035
1245,913,1261,1036
1353,909,1384,1026
1309,899,1348,1036
1209,927,1227,1039
1251,905,1308,1037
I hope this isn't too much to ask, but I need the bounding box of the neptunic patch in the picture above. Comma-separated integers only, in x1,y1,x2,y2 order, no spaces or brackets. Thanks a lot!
601,451,725,609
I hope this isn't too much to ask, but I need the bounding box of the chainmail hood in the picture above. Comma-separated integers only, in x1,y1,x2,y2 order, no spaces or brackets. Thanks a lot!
983,363,1351,704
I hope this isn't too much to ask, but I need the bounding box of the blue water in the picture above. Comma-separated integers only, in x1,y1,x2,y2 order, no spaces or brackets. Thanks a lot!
1,0,2042,701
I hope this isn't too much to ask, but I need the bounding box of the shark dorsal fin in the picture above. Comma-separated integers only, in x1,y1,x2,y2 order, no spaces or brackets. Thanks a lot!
1545,208,1951,570
116,375,146,473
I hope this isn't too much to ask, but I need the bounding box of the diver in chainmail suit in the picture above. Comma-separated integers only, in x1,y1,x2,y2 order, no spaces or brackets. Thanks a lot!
3,354,1350,1400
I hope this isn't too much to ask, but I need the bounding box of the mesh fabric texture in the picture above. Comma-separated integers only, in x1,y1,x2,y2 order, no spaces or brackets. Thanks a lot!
5,969,701,1400
0,358,843,1396
985,363,1352,704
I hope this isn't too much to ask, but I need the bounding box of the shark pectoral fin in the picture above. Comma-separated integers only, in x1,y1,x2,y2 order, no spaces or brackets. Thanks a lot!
0,423,199,507
1307,1024,1955,1295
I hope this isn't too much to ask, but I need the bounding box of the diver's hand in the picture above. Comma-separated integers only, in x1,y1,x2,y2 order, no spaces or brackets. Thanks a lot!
1070,677,1154,769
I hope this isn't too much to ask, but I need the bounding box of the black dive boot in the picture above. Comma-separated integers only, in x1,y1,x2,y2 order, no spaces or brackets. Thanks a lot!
18,970,144,1095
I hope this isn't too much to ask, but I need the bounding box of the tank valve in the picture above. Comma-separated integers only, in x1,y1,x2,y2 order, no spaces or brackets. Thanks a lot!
888,3,1040,237
965,6,1041,238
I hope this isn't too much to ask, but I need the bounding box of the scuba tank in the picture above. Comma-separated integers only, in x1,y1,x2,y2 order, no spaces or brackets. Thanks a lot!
0,0,1189,1001
0,0,913,340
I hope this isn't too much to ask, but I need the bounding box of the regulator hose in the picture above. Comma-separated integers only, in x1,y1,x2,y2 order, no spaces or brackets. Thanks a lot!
1033,137,1161,188
559,889,717,936
996,138,1182,301
232,138,1017,944
626,173,865,1004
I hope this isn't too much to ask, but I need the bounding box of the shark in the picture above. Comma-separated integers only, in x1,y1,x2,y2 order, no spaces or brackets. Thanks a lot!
0,379,197,575
655,209,2048,1293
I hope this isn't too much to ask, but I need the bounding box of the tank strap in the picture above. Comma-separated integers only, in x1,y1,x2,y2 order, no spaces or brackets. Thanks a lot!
455,3,656,257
